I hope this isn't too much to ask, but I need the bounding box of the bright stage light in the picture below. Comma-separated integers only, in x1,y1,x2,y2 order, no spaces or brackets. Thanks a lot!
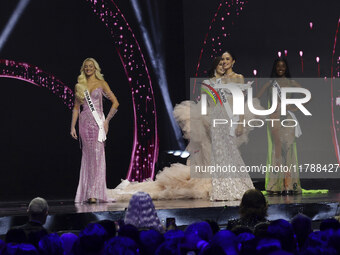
0,0,31,53
180,151,190,158
130,0,185,150
173,151,181,156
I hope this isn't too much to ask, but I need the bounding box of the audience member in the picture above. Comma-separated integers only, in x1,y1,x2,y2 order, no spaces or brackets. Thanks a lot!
77,223,107,255
11,197,49,247
320,218,340,231
155,240,181,255
118,224,140,245
5,190,340,255
291,213,312,250
96,220,116,240
60,232,78,255
11,243,38,255
124,192,164,233
38,233,63,255
227,189,268,231
139,229,164,255
210,230,238,255
267,219,296,253
103,237,139,255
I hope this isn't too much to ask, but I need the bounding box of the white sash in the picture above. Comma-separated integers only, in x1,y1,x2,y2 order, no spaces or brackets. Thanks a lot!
213,82,252,136
84,90,107,142
273,80,302,138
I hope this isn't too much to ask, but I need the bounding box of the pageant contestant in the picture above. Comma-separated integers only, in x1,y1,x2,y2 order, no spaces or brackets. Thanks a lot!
108,52,255,201
204,51,254,200
256,57,302,195
70,58,119,203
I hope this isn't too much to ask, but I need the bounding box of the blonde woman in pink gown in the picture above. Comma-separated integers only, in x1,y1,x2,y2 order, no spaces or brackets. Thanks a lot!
70,58,119,203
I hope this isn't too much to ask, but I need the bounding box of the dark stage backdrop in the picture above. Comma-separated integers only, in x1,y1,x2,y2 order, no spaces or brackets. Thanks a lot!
0,0,186,200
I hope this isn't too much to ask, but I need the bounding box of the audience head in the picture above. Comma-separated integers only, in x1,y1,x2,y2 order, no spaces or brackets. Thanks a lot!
118,224,140,244
210,230,238,255
96,220,116,240
27,197,48,224
291,214,312,249
329,229,340,254
320,218,340,231
124,192,164,232
256,238,282,255
239,189,268,220
78,223,107,255
184,221,213,242
139,229,164,255
60,233,78,255
103,237,139,255
10,243,38,255
306,230,329,248
163,230,184,243
38,233,63,255
267,219,296,253
205,220,220,235
155,240,181,255
201,244,227,255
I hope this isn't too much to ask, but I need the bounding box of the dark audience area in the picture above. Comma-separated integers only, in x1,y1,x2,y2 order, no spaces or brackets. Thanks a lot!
1,191,340,255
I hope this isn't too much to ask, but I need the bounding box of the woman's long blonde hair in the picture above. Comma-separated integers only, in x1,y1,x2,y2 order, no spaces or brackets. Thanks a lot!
75,58,105,103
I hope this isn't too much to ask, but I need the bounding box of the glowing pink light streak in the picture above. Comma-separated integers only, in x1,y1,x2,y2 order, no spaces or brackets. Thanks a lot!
253,69,258,93
86,0,158,181
299,51,304,73
0,59,74,109
194,0,248,92
331,17,340,164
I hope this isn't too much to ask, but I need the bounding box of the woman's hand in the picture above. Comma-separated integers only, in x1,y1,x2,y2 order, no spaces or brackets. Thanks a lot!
236,124,244,136
70,127,78,140
104,120,109,135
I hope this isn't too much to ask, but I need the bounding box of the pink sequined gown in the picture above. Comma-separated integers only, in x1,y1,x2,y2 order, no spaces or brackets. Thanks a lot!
75,88,108,202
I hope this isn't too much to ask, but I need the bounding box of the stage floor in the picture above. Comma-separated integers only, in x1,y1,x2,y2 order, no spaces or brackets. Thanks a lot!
0,191,339,235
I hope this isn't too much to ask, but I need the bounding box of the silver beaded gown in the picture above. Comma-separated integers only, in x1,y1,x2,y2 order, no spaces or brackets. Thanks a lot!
108,79,256,201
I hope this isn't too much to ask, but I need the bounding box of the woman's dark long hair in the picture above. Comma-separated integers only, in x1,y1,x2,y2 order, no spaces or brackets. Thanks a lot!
270,57,291,78
208,56,223,78
239,189,268,219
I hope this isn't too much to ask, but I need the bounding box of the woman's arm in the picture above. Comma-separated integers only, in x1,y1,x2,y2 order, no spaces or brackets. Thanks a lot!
70,99,80,140
235,74,245,136
256,81,271,98
102,81,119,134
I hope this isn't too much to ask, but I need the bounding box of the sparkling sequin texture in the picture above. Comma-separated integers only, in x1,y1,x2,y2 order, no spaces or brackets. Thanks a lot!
75,88,108,202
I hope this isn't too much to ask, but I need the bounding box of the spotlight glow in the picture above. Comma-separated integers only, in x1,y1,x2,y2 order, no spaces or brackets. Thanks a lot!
180,151,190,158
173,151,181,156
0,0,31,53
